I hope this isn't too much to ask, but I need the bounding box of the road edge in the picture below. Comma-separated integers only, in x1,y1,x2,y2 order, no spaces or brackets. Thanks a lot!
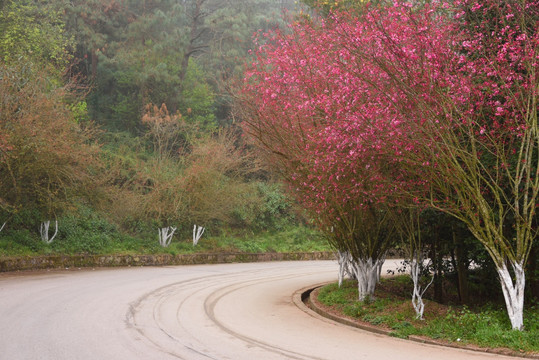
0,252,336,273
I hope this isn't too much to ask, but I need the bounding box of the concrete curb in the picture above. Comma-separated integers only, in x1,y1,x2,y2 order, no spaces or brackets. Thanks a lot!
0,252,336,272
294,284,539,359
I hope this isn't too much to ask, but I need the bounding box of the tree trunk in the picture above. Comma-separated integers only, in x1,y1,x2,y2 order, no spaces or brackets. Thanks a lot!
40,220,58,244
178,0,205,88
528,246,539,302
497,261,525,330
411,259,425,319
453,228,469,304
410,255,434,320
0,222,5,232
375,255,385,283
91,50,98,81
158,226,176,247
431,235,444,303
350,258,384,301
337,250,353,287
192,224,204,246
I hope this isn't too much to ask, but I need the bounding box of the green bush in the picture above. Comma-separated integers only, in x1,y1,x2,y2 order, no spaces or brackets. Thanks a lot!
231,182,298,232
0,228,43,255
255,182,295,230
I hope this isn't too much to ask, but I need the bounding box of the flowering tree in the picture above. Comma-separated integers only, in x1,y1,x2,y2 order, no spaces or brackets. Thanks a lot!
348,0,538,330
240,0,538,329
443,0,537,330
239,15,401,300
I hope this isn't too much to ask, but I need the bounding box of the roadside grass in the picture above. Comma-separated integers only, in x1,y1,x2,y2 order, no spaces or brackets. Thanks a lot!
0,223,331,257
317,278,539,354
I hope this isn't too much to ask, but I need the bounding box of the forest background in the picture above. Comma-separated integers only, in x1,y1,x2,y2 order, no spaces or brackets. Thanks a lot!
0,0,332,255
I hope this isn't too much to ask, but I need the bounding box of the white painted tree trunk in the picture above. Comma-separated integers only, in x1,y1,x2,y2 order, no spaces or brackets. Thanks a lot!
158,226,176,247
40,220,58,244
350,258,384,301
497,261,525,330
337,250,353,287
193,225,205,246
410,255,434,320
375,255,385,283
0,222,5,233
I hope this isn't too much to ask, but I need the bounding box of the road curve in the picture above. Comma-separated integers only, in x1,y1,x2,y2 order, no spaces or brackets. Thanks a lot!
0,260,520,360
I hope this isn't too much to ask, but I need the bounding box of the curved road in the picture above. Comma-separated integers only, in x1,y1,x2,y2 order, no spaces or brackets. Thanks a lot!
0,260,520,360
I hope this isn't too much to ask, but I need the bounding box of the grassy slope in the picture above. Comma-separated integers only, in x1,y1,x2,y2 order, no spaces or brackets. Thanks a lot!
317,277,538,354
0,225,331,257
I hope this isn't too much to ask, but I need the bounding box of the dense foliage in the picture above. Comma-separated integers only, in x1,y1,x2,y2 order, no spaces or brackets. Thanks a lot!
0,0,314,251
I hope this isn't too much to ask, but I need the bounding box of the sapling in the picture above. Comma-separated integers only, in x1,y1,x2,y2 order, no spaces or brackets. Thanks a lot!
410,254,434,320
193,225,204,246
158,226,176,247
395,210,434,320
40,220,58,244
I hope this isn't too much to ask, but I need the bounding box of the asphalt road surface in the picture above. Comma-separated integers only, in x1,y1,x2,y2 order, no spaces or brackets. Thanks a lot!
0,260,521,360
